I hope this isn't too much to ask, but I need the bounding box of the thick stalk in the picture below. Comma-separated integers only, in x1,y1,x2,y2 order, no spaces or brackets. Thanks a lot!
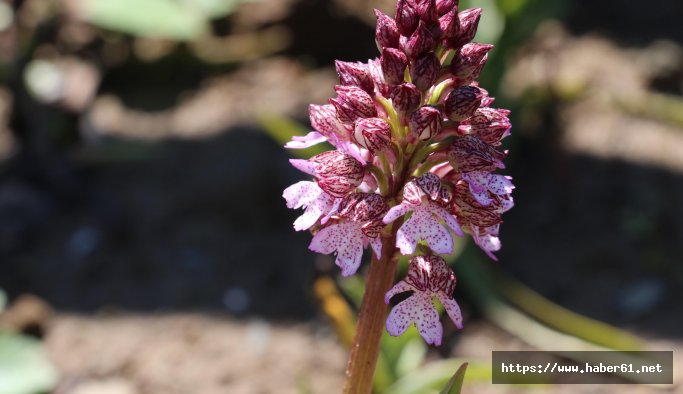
342,229,398,394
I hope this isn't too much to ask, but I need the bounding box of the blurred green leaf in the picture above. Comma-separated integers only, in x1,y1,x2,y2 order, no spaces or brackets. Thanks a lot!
80,0,208,40
386,359,492,394
395,337,428,378
178,0,251,18
0,289,5,312
0,332,58,394
439,362,468,394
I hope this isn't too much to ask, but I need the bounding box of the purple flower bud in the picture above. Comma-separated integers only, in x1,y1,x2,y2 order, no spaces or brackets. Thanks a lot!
381,48,408,85
448,135,506,172
309,104,348,140
374,10,400,50
339,192,388,238
310,151,365,197
335,61,375,94
453,181,503,228
436,0,458,16
444,86,484,121
451,43,493,86
445,8,481,49
390,83,421,115
405,22,436,59
340,192,388,222
411,52,440,91
406,255,456,294
330,85,377,123
367,58,391,96
458,107,511,145
409,105,443,141
403,173,452,205
438,8,460,40
395,0,419,36
354,117,392,153
414,0,438,23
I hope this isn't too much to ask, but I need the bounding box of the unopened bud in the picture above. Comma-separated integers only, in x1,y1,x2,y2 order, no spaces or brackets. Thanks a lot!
438,9,460,40
447,8,481,49
448,135,506,172
335,61,374,94
309,104,348,140
458,107,511,145
374,9,400,50
381,48,408,85
405,22,436,59
354,117,392,153
436,0,458,16
411,52,440,91
311,151,365,197
444,86,484,121
451,43,493,86
330,85,377,123
409,105,442,141
396,0,419,36
414,0,438,23
390,83,421,116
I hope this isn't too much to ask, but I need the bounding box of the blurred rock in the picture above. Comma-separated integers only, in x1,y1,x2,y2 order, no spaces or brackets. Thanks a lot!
0,294,54,337
69,379,137,394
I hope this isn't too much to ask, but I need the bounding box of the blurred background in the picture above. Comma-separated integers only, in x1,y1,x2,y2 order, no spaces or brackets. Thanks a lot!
0,0,681,393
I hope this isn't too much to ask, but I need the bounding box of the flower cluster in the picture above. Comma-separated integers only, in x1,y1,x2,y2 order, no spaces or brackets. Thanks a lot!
283,0,513,345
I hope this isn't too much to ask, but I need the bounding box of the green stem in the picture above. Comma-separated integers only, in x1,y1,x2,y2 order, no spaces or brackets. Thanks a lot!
367,163,389,196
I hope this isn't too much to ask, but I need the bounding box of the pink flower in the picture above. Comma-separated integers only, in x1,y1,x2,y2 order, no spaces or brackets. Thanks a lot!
385,255,463,345
310,193,387,276
282,181,340,231
290,151,365,198
461,171,514,206
451,181,510,260
383,173,462,255
471,224,501,261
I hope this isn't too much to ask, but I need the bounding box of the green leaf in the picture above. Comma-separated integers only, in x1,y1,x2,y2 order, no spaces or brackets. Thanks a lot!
0,332,58,394
386,359,493,394
439,362,468,394
79,0,209,40
395,337,427,378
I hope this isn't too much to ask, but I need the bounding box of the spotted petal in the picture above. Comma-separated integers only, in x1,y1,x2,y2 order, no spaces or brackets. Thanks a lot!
396,204,454,255
386,292,443,345
437,293,464,329
432,204,464,237
283,181,338,231
368,236,382,258
383,203,412,224
471,225,501,261
309,222,364,276
384,280,413,304
462,171,514,206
